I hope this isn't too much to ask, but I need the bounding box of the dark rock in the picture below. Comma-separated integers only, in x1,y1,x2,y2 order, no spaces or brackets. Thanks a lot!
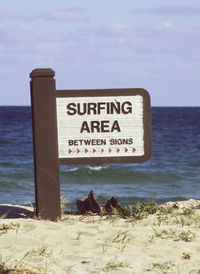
173,202,179,209
88,190,100,213
76,198,91,214
76,190,100,214
76,191,125,216
104,197,121,212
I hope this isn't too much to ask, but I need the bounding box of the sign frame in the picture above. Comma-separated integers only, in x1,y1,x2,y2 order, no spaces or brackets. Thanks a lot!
56,88,152,165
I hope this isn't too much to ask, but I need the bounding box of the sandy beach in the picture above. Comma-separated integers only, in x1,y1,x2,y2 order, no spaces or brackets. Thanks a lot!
1,199,200,273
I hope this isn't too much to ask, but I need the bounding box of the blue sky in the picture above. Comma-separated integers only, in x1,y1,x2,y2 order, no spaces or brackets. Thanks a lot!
0,0,200,106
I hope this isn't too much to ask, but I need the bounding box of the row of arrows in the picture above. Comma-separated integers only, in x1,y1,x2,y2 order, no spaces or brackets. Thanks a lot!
68,147,136,154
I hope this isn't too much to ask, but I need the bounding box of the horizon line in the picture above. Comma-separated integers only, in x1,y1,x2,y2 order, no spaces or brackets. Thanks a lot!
0,105,199,108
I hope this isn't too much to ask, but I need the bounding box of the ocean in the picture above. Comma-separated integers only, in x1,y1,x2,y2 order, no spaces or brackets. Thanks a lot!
0,106,200,211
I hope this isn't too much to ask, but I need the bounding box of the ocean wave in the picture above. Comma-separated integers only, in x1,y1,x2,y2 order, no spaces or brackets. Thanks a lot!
0,180,25,190
67,167,79,172
88,165,109,171
60,165,185,186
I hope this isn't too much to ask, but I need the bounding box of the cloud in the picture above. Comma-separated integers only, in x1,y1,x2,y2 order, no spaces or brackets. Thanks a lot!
0,7,89,23
0,19,199,77
0,24,75,56
98,23,132,35
132,5,200,16
156,22,175,30
93,22,200,63
0,18,200,106
40,7,89,22
1,20,199,60
0,12,30,21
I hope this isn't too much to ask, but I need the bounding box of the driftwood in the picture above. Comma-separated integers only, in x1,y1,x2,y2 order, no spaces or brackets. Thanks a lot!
76,190,123,214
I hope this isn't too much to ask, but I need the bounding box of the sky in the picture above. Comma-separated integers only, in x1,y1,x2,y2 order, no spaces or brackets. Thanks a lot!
0,0,200,106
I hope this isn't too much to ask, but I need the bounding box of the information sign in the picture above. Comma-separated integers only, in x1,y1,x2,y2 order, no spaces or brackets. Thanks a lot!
56,89,151,164
30,68,152,220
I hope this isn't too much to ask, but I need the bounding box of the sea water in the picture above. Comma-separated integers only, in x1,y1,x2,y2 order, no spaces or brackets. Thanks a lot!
0,106,200,210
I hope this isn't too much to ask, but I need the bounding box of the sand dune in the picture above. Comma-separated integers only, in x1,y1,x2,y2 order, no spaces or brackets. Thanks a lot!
0,199,200,273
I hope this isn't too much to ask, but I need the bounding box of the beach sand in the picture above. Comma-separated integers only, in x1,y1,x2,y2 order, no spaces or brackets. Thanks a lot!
1,199,200,273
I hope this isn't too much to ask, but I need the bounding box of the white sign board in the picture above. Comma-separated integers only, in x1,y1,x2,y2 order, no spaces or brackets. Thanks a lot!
56,89,151,164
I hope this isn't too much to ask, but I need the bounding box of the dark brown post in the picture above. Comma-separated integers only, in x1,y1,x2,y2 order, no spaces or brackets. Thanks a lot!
30,68,61,221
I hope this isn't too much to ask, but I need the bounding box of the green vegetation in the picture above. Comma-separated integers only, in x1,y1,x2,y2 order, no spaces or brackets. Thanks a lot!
124,200,160,219
0,260,9,274
0,259,37,274
148,261,175,273
183,208,194,216
0,247,67,274
178,230,195,242
0,223,20,236
60,194,68,213
150,227,196,242
103,261,129,272
105,200,174,220
112,230,131,252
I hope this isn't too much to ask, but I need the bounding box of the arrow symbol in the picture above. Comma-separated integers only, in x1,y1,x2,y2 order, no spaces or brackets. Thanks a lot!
109,148,112,153
69,149,72,154
85,149,88,153
125,148,128,152
101,148,104,153
117,148,120,152
77,149,81,153
93,148,96,153
133,148,136,152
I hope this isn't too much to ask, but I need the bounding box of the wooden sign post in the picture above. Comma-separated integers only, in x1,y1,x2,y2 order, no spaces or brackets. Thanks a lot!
30,69,61,220
30,68,152,220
